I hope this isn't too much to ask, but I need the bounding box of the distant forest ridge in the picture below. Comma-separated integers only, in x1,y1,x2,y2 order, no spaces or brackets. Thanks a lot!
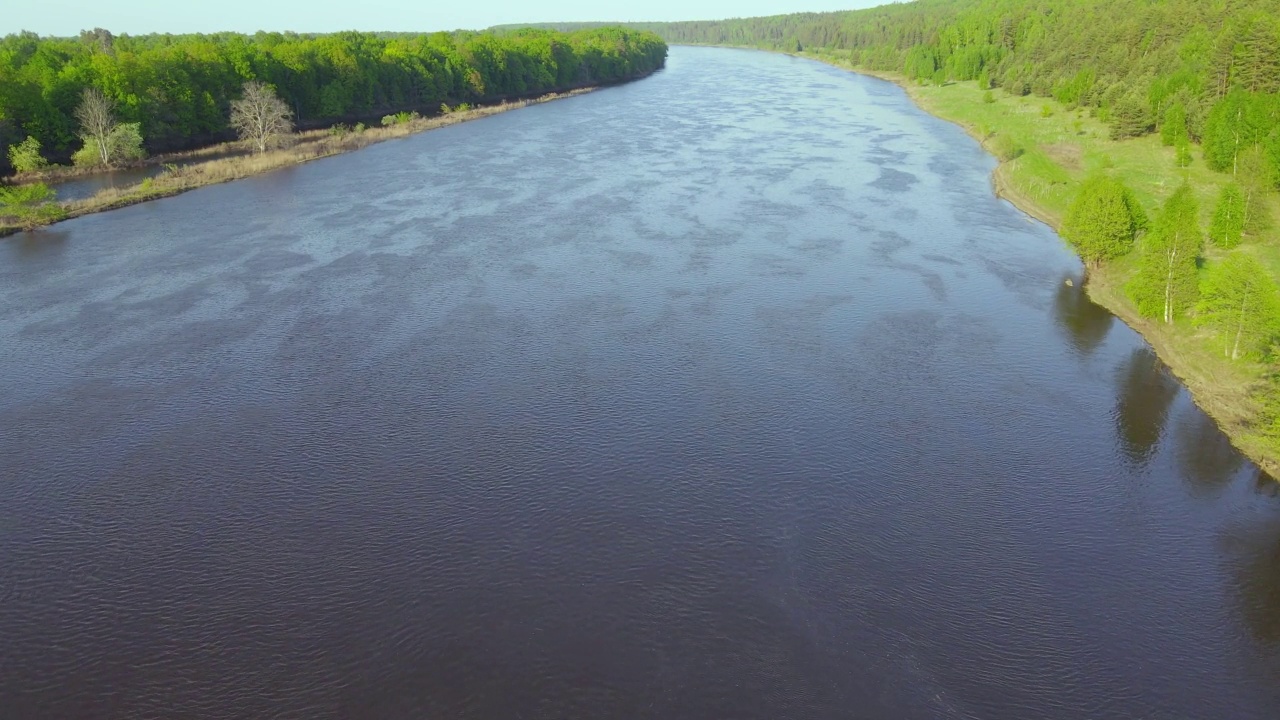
0,26,667,170
497,0,1280,151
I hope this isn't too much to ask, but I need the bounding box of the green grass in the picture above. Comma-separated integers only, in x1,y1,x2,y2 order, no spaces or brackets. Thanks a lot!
909,81,1240,226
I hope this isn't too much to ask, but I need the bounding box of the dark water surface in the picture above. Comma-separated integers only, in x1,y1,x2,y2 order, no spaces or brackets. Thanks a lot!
3,47,1279,719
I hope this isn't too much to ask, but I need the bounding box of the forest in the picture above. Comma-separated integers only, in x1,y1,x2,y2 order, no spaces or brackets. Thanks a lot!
0,26,668,171
567,0,1280,468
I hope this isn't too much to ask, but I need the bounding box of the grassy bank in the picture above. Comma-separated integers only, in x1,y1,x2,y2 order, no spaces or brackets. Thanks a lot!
0,89,595,237
792,50,1279,476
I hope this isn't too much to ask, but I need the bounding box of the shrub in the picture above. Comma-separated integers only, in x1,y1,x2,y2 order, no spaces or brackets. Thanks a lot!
7,136,49,173
328,123,351,137
72,139,104,168
982,90,995,104
989,134,1024,161
353,122,366,133
1040,104,1053,118
0,183,65,230
381,115,396,127
109,122,146,162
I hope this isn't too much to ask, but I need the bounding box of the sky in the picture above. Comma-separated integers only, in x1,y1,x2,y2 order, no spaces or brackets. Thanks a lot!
3,1,883,37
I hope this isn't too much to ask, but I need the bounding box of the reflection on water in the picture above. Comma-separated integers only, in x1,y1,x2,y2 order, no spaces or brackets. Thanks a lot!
1224,513,1280,646
1176,410,1245,497
1114,347,1181,465
1052,274,1114,354
10,229,69,260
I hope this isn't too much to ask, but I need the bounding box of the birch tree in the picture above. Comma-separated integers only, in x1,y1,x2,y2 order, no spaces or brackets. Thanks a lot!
1197,253,1280,361
230,81,293,153
74,87,115,166
1128,184,1203,324
1209,183,1246,248
72,87,145,167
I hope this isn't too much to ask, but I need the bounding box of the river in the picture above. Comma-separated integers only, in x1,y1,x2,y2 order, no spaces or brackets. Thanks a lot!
1,46,1278,719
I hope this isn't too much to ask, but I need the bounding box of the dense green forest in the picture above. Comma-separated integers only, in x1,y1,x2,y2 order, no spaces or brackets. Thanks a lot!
0,26,667,171
521,0,1280,165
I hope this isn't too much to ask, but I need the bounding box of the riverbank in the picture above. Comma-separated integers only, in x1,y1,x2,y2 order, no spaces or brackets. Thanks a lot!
792,50,1279,477
0,88,598,238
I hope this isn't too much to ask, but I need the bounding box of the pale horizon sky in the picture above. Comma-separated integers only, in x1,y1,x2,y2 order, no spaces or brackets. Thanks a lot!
3,1,885,37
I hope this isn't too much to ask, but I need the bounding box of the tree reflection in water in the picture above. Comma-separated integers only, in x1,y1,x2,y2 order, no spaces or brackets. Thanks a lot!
1052,274,1114,356
1222,487,1280,648
1114,347,1181,466
1174,409,1244,498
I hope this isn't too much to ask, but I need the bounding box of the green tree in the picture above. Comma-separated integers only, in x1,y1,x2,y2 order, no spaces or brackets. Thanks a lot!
6,136,48,173
1238,144,1275,233
1209,183,1246,248
0,182,65,230
1175,142,1193,167
1060,175,1147,266
1161,103,1188,147
1110,96,1152,139
1127,184,1203,323
1197,253,1280,360
1236,17,1280,94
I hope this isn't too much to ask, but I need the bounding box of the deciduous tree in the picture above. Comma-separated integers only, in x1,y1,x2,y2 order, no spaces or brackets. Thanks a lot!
6,136,48,173
1060,175,1147,266
72,88,144,167
1197,253,1280,360
1127,184,1202,323
1237,144,1275,233
1209,183,1246,248
74,88,115,166
229,81,294,153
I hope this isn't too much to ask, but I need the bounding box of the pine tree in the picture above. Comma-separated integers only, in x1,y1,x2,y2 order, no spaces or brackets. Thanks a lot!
1197,253,1280,360
1060,175,1146,266
1110,96,1153,139
1209,184,1246,248
1127,184,1203,324
1236,18,1280,94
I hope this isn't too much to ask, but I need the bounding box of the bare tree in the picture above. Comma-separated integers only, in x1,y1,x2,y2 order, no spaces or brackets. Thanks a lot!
74,87,115,166
230,81,294,153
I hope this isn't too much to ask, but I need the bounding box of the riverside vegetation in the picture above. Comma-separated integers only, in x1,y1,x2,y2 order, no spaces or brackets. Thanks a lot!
530,0,1280,473
0,27,667,230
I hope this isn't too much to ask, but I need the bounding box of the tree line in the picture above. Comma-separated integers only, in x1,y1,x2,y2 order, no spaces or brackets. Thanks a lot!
553,1,1280,171
0,26,667,173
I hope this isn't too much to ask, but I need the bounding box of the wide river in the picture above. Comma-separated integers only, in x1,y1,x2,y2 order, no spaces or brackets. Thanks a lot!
2,47,1279,719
